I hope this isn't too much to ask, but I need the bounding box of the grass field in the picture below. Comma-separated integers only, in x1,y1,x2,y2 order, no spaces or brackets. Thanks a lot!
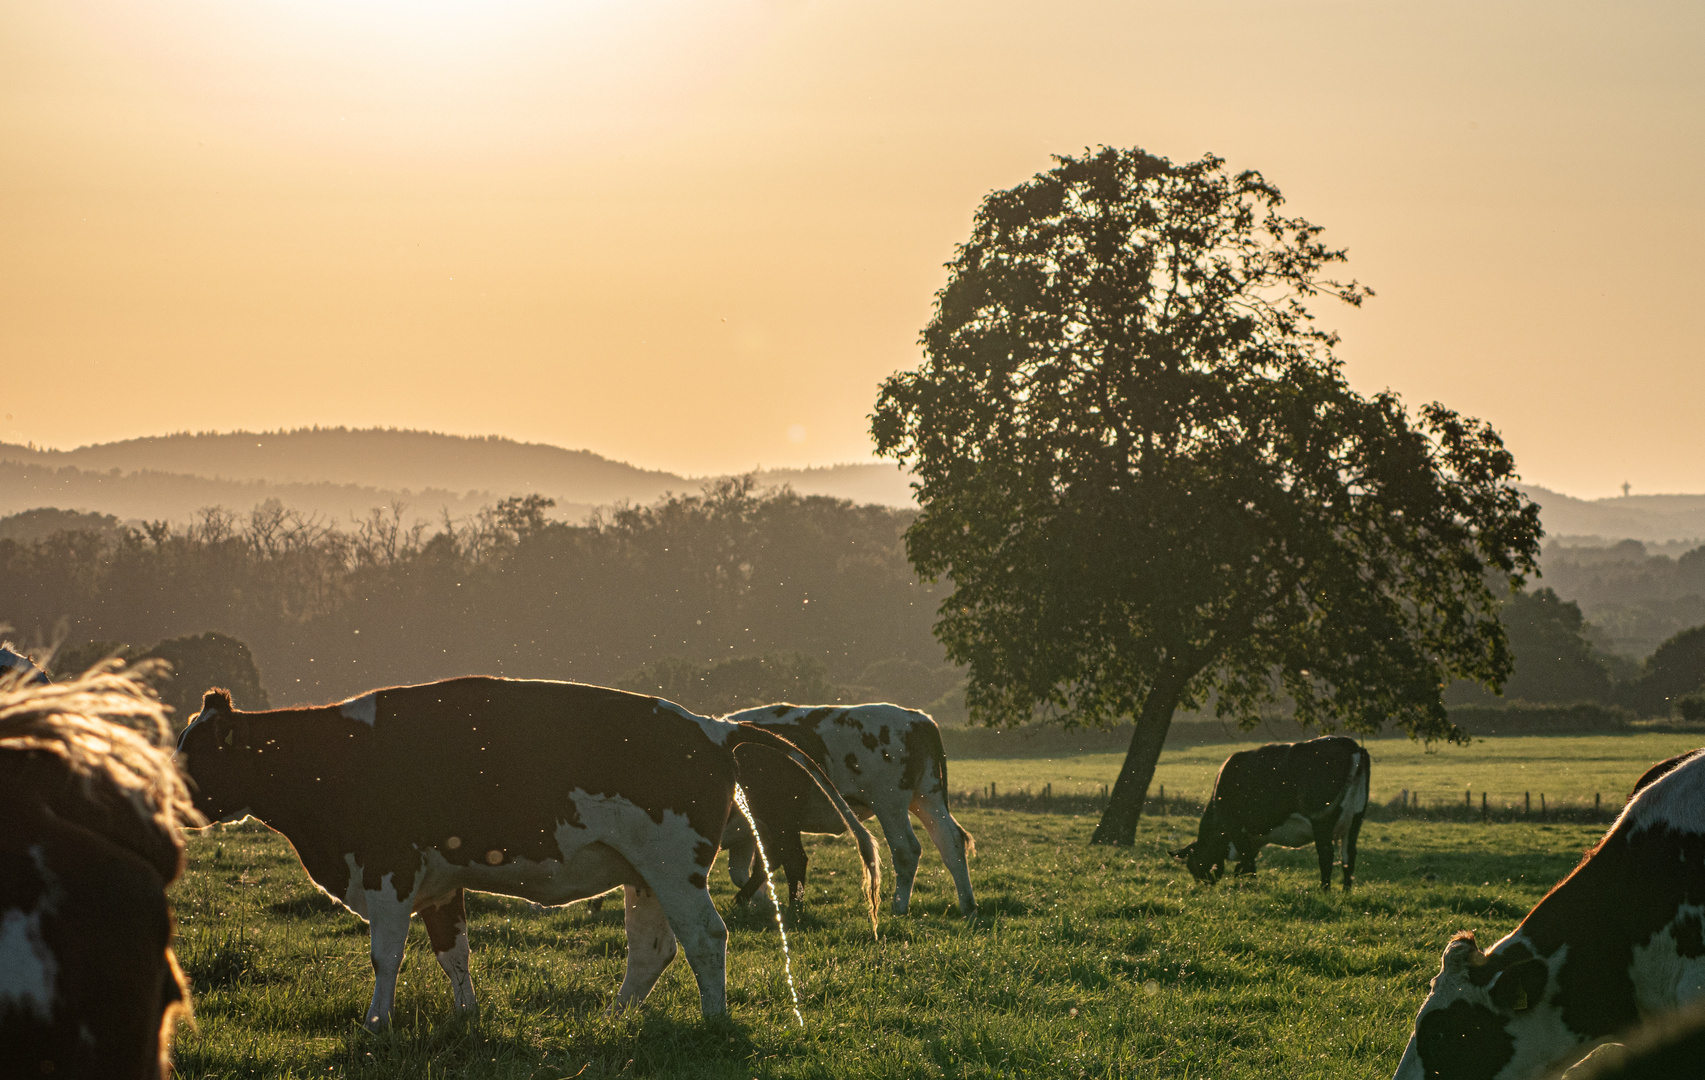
168,800,1615,1078
952,731,1705,813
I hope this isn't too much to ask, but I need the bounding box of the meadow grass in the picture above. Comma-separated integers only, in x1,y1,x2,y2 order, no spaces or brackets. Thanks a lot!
169,805,1608,1079
952,730,1705,812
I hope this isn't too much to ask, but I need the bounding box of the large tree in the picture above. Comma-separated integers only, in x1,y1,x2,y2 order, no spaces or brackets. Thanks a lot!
872,147,1543,845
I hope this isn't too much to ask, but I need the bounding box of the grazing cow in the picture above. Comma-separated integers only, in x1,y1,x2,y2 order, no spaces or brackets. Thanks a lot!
722,703,976,917
175,677,881,1030
721,741,866,908
0,643,50,685
1172,735,1370,891
1392,747,1705,1080
1,662,201,1080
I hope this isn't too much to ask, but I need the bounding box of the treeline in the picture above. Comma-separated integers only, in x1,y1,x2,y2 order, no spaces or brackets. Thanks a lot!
1448,584,1705,720
1538,540,1705,660
0,480,960,715
10,485,1705,727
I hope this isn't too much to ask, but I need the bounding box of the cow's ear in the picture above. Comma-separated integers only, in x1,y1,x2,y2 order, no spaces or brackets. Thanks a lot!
1489,958,1549,1013
201,688,234,715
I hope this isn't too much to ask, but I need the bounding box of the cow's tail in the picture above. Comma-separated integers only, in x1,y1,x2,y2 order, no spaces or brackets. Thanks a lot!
914,715,974,857
728,723,882,935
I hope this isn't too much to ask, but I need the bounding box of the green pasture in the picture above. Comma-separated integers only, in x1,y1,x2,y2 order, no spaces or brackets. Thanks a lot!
952,730,1705,813
169,803,1610,1079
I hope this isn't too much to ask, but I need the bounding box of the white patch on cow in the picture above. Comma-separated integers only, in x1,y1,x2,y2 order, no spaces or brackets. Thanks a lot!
0,908,57,1018
1630,903,1705,1014
1225,840,1240,863
1620,750,1705,839
338,693,378,726
653,697,734,745
1262,814,1316,849
434,921,476,1013
0,846,60,1022
1342,751,1370,819
341,853,370,919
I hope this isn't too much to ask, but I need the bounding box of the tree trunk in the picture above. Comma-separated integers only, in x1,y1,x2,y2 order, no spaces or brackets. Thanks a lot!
1089,682,1184,846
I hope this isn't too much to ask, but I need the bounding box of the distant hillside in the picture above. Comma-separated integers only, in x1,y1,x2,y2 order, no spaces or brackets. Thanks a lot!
0,429,688,507
1521,485,1705,544
0,429,917,525
0,461,556,527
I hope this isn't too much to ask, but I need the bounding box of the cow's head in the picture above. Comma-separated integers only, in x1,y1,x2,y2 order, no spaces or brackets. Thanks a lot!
1392,931,1572,1080
1172,806,1229,884
175,688,254,823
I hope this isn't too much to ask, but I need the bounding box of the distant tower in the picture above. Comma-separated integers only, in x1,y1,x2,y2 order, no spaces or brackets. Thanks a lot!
1622,481,1632,498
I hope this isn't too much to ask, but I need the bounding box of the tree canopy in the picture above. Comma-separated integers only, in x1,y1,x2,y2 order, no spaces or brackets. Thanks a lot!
872,147,1544,844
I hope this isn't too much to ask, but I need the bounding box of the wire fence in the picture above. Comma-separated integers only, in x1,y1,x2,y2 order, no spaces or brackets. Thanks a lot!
952,782,1627,824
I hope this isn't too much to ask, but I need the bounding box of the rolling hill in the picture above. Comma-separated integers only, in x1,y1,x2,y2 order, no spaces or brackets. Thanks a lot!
0,429,915,525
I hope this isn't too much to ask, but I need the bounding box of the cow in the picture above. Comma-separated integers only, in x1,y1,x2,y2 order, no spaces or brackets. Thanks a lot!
721,740,864,908
174,676,882,1030
722,703,976,917
1171,735,1370,892
0,643,50,685
1392,747,1705,1080
1,661,201,1080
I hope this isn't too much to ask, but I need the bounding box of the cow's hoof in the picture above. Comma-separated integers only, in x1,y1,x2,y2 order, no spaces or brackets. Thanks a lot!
959,903,979,919
891,898,909,915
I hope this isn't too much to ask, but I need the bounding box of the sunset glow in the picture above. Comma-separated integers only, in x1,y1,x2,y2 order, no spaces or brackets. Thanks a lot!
3,0,1701,493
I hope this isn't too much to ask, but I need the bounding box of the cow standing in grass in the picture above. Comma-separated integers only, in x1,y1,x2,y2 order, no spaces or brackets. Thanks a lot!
1,661,201,1080
1172,735,1370,891
722,703,977,917
175,677,880,1030
1392,748,1705,1080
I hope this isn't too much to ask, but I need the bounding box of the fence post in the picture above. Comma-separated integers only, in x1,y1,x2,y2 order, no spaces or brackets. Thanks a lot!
1401,788,1409,812
1596,792,1601,814
1540,793,1546,820
991,781,997,801
1466,787,1471,810
1481,792,1488,822
1525,791,1531,816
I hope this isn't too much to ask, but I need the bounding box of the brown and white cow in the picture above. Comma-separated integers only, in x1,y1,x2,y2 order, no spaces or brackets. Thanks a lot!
1392,747,1705,1080
1172,735,1371,891
175,676,880,1030
722,703,976,917
1,662,200,1080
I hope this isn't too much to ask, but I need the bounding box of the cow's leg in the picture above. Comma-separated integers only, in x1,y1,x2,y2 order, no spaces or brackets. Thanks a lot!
1311,812,1342,892
1341,809,1366,892
733,849,771,907
767,826,809,907
363,886,414,1030
420,888,476,1015
647,878,730,1017
724,826,758,893
913,792,977,917
613,883,678,1013
874,804,924,915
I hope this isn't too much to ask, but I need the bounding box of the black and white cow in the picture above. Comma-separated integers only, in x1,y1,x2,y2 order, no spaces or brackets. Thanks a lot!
722,703,977,917
1392,747,1705,1080
176,677,881,1029
1172,735,1370,891
1,664,199,1080
0,644,49,686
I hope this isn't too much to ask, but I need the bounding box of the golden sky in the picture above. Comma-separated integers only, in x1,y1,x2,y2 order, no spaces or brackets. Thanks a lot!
3,1,1701,494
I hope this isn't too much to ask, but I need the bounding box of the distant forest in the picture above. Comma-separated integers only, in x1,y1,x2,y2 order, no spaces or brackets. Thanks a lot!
0,481,959,718
6,485,1705,727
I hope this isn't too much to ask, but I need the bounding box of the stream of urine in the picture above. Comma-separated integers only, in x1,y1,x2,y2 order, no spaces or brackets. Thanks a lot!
732,783,804,1027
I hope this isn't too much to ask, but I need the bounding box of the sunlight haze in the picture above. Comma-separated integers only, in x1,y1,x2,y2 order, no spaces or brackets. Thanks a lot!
3,0,1700,494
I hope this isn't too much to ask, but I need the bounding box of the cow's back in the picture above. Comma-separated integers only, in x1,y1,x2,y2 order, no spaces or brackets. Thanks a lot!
351,679,735,846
